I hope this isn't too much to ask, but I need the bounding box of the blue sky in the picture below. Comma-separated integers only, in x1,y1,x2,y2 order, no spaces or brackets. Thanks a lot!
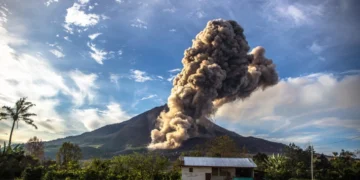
0,0,359,155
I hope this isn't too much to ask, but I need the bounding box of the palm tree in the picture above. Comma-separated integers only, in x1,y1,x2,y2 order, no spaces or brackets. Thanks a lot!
0,97,37,147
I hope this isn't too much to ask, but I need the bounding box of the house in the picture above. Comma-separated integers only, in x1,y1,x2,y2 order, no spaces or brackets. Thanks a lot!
181,157,257,180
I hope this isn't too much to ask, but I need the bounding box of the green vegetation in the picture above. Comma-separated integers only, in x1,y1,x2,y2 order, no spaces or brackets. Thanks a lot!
253,143,360,180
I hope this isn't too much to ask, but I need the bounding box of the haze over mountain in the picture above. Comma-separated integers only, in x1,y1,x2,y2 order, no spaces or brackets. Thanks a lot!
45,105,285,159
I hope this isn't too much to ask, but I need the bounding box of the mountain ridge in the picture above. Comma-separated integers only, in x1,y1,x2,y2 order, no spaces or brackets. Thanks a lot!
45,105,285,159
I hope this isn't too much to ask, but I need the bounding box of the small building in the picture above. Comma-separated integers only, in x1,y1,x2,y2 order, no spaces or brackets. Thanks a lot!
181,157,257,180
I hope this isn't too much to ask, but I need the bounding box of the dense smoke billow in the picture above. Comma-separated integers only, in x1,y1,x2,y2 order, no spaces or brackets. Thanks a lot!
148,19,279,149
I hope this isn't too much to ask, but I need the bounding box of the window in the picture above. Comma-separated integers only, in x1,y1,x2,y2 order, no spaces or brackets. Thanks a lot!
220,168,230,176
189,168,193,172
212,167,219,176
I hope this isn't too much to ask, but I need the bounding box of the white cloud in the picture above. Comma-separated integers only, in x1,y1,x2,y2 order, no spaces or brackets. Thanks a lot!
87,42,108,64
64,36,71,41
69,70,98,106
167,74,176,82
269,134,319,144
101,15,109,20
131,18,147,29
45,0,59,6
216,73,360,134
118,49,123,56
141,94,157,100
0,5,8,24
0,17,74,141
318,56,325,61
169,29,176,32
115,0,124,4
157,76,164,80
0,13,128,142
309,41,324,54
71,102,130,131
263,1,324,26
110,73,120,89
130,69,152,82
163,7,176,13
88,6,94,11
196,10,206,18
78,0,89,5
168,68,181,73
49,49,65,58
88,32,102,40
64,3,100,32
291,117,360,132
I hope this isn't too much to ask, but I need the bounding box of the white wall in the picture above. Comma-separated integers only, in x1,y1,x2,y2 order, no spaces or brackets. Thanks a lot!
181,167,211,180
181,167,237,180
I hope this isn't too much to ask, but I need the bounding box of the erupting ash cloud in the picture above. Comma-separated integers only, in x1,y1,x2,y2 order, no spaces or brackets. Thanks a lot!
148,19,279,149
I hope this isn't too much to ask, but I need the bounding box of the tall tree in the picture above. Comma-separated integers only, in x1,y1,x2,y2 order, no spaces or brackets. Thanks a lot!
0,97,37,147
25,136,44,161
56,142,82,165
206,135,242,157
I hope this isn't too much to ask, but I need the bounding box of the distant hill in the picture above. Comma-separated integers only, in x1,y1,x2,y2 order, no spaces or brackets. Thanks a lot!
45,105,285,159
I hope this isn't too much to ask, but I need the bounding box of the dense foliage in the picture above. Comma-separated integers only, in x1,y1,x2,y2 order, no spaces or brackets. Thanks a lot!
253,143,360,180
0,142,180,180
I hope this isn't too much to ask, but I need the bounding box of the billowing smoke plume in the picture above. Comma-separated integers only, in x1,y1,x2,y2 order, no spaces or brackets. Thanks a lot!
148,19,279,149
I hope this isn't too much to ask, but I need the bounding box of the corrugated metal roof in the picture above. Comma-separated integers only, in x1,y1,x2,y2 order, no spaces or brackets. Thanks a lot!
183,157,257,168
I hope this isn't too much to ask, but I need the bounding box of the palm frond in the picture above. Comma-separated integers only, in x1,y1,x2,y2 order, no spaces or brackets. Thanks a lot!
2,106,14,115
23,117,38,129
0,112,8,120
15,98,26,113
19,103,36,114
21,113,37,118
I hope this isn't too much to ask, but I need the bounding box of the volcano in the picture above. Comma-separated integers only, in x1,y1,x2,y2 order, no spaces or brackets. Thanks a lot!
45,105,285,159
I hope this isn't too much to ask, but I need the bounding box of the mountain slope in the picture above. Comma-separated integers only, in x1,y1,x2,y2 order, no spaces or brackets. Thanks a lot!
45,105,285,159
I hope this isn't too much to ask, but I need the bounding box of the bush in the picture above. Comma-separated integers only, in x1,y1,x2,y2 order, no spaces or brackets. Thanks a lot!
22,166,44,180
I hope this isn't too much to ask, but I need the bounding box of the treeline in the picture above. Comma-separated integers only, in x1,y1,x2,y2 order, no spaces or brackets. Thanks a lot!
253,143,360,180
0,140,180,180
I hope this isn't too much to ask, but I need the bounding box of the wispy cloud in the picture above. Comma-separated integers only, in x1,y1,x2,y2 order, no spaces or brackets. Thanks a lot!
140,94,157,100
88,32,102,40
131,18,147,29
69,69,98,106
169,29,176,32
64,36,71,41
168,68,181,73
118,49,123,56
167,68,181,82
49,49,65,58
130,69,152,82
115,0,124,4
45,0,59,6
163,7,176,13
78,0,89,5
71,102,130,131
110,73,120,89
262,1,324,27
87,42,108,64
309,41,324,54
167,74,176,82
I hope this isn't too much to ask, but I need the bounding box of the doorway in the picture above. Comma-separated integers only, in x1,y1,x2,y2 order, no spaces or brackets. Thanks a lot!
205,173,211,180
